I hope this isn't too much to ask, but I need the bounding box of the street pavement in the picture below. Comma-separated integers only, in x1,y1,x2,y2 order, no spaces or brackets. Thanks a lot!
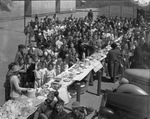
0,9,119,119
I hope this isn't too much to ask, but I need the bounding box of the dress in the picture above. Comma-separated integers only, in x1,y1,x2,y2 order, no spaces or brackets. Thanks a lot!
34,68,47,88
45,69,56,83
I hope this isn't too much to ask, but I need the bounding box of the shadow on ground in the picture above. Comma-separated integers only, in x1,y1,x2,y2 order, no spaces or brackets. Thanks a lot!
101,76,113,83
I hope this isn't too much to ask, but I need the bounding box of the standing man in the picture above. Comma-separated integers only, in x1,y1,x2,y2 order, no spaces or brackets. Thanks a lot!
24,22,34,47
107,43,121,82
87,9,93,21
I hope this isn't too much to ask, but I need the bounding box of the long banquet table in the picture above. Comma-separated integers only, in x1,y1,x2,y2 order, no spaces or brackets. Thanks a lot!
0,35,123,119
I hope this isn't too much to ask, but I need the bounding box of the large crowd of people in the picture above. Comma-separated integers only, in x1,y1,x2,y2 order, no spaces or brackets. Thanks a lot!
3,9,150,119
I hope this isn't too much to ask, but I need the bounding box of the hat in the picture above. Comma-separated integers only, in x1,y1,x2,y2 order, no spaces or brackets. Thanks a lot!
30,42,37,48
72,101,80,108
18,44,25,49
12,65,20,73
111,43,117,49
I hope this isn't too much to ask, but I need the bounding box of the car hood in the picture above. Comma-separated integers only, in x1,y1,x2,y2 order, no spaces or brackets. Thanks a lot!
124,69,150,83
106,92,150,118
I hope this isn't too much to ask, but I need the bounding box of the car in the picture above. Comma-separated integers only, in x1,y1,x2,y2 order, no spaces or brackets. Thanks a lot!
97,68,150,119
121,69,150,94
98,92,150,119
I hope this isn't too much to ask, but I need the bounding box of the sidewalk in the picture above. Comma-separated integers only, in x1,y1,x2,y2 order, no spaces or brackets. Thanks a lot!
64,79,119,119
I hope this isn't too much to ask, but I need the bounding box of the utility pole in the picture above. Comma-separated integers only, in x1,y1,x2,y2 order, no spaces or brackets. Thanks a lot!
24,0,26,28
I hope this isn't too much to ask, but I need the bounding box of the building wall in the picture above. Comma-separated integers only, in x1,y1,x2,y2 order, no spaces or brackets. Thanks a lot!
32,0,55,15
0,0,76,21
99,5,137,18
60,0,76,12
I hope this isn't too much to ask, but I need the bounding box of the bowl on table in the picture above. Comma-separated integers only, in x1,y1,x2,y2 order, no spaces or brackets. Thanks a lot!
26,88,36,98
54,77,62,82
51,82,62,90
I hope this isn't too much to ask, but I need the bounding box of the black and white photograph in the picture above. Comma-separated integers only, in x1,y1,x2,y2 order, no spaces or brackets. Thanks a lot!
0,0,150,119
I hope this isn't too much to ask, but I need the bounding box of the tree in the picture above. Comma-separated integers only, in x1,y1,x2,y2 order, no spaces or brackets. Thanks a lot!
0,0,12,12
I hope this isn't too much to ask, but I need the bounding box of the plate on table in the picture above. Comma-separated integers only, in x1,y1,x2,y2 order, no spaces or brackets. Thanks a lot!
51,82,62,90
68,73,76,78
68,68,74,72
63,78,71,82
42,84,49,89
76,71,81,75
37,88,50,97
54,77,62,82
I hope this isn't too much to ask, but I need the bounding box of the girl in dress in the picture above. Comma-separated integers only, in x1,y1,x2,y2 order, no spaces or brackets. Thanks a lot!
34,62,47,88
45,62,56,83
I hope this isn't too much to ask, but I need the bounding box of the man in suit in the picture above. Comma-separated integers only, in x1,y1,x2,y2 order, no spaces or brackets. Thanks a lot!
107,43,121,82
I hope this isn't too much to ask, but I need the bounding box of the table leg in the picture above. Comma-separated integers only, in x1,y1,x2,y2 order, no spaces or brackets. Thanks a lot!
76,83,81,102
113,62,117,83
89,71,94,86
97,70,102,96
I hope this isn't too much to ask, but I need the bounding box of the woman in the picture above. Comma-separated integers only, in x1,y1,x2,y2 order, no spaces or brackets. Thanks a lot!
9,62,28,100
4,62,14,101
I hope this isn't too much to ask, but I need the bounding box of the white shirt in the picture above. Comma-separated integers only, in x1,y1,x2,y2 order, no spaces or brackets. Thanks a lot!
56,40,63,49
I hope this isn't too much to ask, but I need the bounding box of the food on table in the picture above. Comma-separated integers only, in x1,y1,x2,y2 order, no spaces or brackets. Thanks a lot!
26,88,36,98
54,77,62,82
37,88,50,97
42,84,50,88
20,106,37,117
68,73,76,78
68,68,74,72
0,100,32,119
51,82,62,90
88,56,93,60
63,77,71,82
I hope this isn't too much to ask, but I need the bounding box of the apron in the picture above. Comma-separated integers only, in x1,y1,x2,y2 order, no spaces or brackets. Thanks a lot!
10,75,22,100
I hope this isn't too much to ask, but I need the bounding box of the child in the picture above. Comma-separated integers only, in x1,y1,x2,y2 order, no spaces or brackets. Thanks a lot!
56,65,62,76
45,62,56,83
62,59,69,72
34,62,47,88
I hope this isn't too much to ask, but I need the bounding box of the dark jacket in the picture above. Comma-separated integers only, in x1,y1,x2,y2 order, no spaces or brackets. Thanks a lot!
107,49,121,63
50,109,67,119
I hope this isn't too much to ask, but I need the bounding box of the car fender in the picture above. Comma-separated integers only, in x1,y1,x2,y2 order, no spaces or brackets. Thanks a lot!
116,84,148,95
119,78,129,85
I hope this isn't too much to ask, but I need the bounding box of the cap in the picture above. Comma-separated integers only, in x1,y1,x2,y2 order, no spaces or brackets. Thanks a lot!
18,44,25,49
12,65,20,73
111,43,117,49
72,101,80,108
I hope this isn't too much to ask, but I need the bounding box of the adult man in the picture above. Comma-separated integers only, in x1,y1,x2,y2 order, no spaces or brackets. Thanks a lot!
14,44,26,66
24,22,34,46
87,9,93,21
33,91,62,119
107,43,121,82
